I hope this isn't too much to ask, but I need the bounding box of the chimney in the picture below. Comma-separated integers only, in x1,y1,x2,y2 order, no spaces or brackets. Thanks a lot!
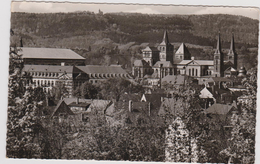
129,100,132,112
191,56,195,60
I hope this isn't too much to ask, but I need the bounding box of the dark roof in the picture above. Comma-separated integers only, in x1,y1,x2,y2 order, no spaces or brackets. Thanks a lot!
19,47,85,60
77,65,128,74
51,100,74,117
153,61,173,68
142,46,159,52
206,103,235,115
133,59,150,67
158,98,185,117
162,75,185,85
142,93,165,110
68,102,91,108
210,77,233,82
23,65,83,73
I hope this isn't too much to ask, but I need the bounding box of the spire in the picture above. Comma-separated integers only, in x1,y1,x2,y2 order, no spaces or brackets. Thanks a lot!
215,31,221,54
228,33,235,54
160,30,170,45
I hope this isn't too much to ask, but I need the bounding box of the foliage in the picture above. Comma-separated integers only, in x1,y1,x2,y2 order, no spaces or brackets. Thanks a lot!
50,81,69,102
73,81,100,99
99,78,144,102
219,66,257,163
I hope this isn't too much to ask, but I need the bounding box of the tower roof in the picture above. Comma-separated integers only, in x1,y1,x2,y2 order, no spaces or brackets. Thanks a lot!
228,33,235,55
159,30,170,46
175,43,191,56
215,32,222,54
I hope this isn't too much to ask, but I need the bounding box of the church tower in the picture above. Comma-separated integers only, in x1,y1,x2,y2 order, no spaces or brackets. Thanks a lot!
227,33,237,69
214,32,224,77
157,30,174,63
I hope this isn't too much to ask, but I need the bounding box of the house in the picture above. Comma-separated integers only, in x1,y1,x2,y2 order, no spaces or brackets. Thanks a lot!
19,47,85,66
161,75,186,87
50,100,75,122
205,102,238,131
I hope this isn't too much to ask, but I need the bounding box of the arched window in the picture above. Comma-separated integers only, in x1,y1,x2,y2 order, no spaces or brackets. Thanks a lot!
195,69,198,76
189,69,191,76
192,68,194,76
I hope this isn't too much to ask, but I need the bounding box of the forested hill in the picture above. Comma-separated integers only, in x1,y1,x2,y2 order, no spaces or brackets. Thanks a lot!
10,12,259,70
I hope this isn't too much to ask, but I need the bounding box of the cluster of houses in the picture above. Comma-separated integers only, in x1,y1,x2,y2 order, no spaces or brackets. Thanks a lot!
17,30,248,134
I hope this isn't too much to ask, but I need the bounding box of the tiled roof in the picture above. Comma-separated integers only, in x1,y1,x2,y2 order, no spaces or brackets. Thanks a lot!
19,47,85,60
133,60,150,67
51,100,74,117
63,98,92,105
153,61,173,68
23,64,83,73
178,60,213,66
162,75,185,85
206,103,234,115
77,65,128,74
211,77,233,82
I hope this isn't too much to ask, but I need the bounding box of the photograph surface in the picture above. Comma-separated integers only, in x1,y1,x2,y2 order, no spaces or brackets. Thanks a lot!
7,1,259,163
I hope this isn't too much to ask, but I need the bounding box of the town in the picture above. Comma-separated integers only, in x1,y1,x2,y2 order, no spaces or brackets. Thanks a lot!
6,6,257,163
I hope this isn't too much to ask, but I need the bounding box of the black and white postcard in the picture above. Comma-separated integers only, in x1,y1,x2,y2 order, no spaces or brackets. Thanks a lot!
5,1,259,163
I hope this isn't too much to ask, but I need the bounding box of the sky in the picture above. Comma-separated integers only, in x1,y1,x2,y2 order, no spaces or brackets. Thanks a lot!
11,1,260,20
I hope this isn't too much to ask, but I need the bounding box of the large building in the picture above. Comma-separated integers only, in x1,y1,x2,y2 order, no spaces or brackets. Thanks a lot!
22,64,132,95
132,30,240,87
19,47,86,66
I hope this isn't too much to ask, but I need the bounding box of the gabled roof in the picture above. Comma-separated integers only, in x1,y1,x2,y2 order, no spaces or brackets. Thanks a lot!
77,65,128,74
206,103,234,115
51,100,74,117
23,65,83,73
162,75,185,85
153,61,173,68
142,46,159,52
224,61,234,66
88,100,113,113
175,43,191,56
19,47,85,60
178,60,213,66
133,60,150,67
224,67,237,72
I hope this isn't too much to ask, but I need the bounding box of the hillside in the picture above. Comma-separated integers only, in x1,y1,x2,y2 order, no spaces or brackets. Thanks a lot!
10,12,259,70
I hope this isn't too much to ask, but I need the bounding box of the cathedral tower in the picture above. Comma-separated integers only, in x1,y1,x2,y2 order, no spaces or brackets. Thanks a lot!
157,30,174,63
227,33,238,69
214,32,224,77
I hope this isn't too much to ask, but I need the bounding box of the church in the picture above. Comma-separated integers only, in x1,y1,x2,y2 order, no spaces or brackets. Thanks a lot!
132,30,243,86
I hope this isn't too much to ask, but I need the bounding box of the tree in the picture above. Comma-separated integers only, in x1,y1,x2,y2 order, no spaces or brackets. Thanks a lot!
79,81,100,99
50,82,69,101
220,67,257,163
7,32,46,158
99,78,139,102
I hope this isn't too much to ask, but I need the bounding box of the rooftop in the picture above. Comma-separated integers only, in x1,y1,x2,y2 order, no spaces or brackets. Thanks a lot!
77,65,128,74
23,64,83,73
19,47,85,60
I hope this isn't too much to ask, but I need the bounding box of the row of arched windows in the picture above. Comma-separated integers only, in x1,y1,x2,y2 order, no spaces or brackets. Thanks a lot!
30,72,59,77
89,73,129,78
